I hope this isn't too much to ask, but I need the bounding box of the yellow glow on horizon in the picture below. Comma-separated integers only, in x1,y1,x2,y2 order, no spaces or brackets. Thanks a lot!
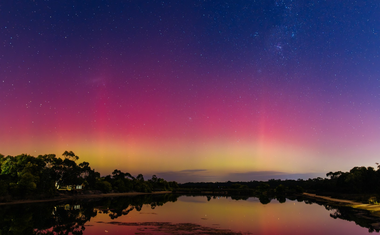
1,136,349,177
43,138,322,175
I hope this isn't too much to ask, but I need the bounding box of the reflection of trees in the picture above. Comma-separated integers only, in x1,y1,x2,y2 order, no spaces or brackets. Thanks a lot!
97,194,179,219
5,194,378,234
330,207,380,233
30,200,98,235
276,196,286,203
259,195,271,204
0,194,179,235
38,201,98,235
0,205,36,235
303,197,380,233
196,194,277,205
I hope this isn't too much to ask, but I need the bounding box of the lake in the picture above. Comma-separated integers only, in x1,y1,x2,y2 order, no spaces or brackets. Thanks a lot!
0,194,379,234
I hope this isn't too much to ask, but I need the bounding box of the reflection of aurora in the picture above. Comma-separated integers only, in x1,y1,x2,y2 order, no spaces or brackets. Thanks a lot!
0,194,378,234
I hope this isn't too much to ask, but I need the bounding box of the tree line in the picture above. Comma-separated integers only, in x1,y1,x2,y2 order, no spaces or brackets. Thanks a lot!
178,165,380,202
2,150,379,202
305,165,380,195
0,151,178,199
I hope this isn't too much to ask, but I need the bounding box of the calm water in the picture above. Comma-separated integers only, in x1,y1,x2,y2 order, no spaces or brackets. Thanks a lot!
0,194,379,234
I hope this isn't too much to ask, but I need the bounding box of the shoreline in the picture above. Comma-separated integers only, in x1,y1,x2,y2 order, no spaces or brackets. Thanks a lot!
303,192,380,216
4,191,380,215
0,191,172,206
302,193,361,205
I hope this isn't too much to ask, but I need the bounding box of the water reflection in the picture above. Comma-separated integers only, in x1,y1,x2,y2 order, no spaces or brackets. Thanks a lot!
0,194,379,234
0,194,179,235
301,197,380,233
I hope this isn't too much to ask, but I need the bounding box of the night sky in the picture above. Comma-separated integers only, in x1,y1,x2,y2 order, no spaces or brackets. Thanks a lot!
1,1,380,182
